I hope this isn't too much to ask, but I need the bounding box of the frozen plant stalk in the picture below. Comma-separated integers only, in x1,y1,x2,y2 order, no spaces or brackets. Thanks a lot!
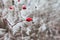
0,0,60,40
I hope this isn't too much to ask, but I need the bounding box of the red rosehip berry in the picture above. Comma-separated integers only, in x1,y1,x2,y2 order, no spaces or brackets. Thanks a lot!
18,0,20,2
9,6,14,10
26,17,32,22
22,5,26,10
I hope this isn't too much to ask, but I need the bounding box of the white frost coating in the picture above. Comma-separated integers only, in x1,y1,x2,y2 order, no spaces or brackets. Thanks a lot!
14,0,26,5
26,27,31,35
7,16,15,26
33,17,39,24
7,9,17,26
12,22,23,35
0,28,6,36
2,0,8,5
21,10,28,19
4,33,9,40
0,9,2,12
19,0,26,4
0,28,6,31
0,31,5,35
2,8,8,16
23,21,32,26
39,23,47,32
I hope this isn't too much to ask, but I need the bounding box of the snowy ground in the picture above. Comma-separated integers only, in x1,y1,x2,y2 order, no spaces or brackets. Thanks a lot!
0,0,60,40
